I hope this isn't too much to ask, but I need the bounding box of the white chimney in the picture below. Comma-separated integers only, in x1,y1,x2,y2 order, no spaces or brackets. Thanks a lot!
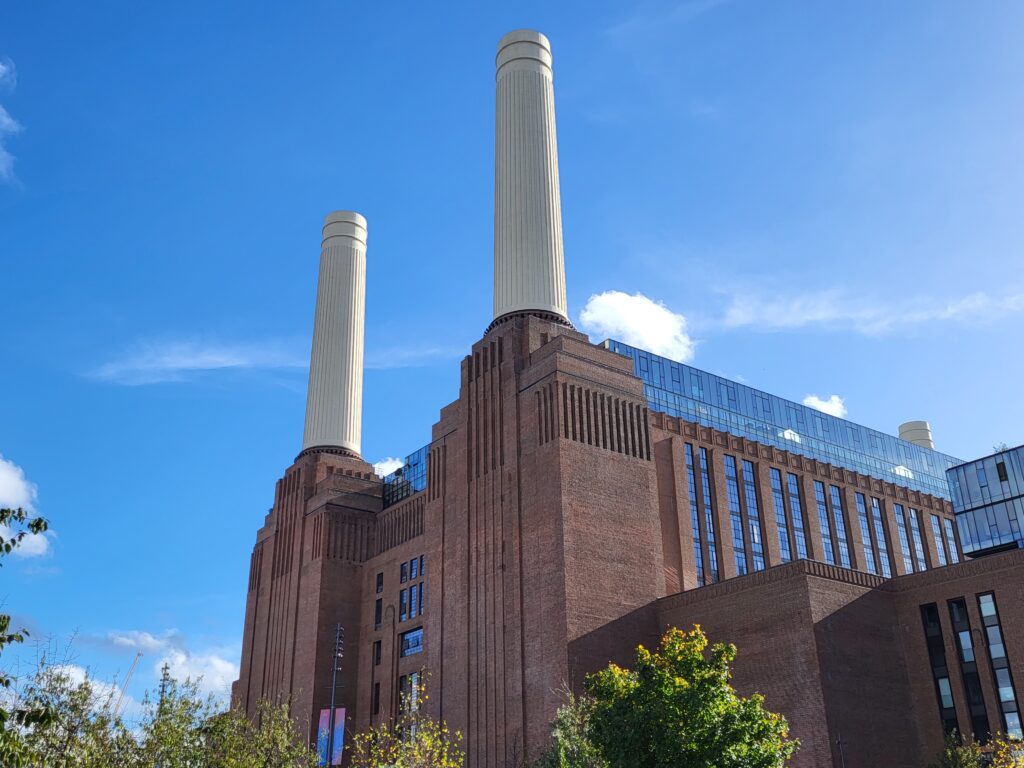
302,211,367,457
492,30,569,324
899,420,935,450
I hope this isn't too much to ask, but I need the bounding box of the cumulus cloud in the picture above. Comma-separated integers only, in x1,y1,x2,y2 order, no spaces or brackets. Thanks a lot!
158,648,238,698
108,629,184,654
0,58,22,184
91,339,306,385
802,394,847,418
373,457,404,477
0,454,50,558
579,290,696,362
723,288,1024,335
47,664,143,719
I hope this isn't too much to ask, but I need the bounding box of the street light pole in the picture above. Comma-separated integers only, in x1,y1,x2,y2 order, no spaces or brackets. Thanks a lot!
326,624,344,766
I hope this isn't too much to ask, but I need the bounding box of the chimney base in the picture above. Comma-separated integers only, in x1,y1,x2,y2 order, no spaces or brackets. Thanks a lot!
485,309,573,335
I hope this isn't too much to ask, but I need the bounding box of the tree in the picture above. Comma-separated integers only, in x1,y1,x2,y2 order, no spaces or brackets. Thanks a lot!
929,732,1024,768
583,625,798,768
0,506,52,768
534,690,607,768
347,679,464,768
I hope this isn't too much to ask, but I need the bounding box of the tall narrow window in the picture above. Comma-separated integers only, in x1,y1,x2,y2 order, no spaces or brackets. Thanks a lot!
374,598,382,628
948,598,990,740
418,582,425,615
977,593,1022,740
931,515,949,566
870,498,892,578
409,584,419,619
770,469,792,562
400,561,409,584
399,589,408,622
829,486,851,568
372,682,380,715
893,503,915,574
943,518,960,564
921,603,959,735
908,509,928,571
786,474,809,559
410,556,419,580
742,461,765,571
856,494,878,575
698,448,720,582
684,444,706,586
813,481,836,565
724,456,748,575
996,461,1009,483
376,572,384,594
372,640,381,666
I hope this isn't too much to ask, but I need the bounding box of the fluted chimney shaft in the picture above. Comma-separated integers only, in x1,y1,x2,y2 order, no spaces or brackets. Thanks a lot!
493,30,569,324
302,211,367,457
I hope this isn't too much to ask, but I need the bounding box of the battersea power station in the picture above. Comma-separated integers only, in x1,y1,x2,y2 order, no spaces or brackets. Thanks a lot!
232,30,1024,768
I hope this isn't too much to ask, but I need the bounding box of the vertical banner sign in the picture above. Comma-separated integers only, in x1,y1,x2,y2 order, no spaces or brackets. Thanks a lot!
316,708,345,766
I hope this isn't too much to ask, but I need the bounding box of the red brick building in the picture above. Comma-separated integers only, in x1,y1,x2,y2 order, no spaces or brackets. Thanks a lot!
231,29,1024,768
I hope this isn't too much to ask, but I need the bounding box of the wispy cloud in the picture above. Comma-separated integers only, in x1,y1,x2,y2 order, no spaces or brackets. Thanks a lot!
104,628,238,699
803,394,847,418
365,345,464,370
0,454,51,558
607,0,731,40
0,57,22,185
90,339,306,385
579,290,697,363
723,288,1024,335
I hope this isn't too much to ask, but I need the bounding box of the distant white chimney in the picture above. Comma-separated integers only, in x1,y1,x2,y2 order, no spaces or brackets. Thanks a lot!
492,30,569,325
899,420,935,450
302,211,367,457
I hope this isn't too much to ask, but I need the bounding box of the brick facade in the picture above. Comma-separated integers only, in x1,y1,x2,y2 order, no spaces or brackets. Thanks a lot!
233,318,1024,766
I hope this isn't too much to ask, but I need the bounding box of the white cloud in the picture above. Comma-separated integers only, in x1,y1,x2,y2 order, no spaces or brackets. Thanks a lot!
373,457,404,477
47,664,142,719
108,629,183,654
0,58,21,184
0,454,50,558
579,290,696,362
723,288,1024,335
158,648,238,698
91,339,306,385
802,394,848,418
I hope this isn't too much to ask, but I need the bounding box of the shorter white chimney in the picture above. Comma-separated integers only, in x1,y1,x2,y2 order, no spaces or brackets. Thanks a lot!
899,420,935,450
302,211,367,457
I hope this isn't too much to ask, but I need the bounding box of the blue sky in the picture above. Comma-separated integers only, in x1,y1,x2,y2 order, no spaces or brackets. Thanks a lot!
2,0,1022,711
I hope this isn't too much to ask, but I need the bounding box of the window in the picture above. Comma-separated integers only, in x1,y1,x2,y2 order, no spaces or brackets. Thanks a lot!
742,461,765,571
372,682,380,715
410,584,419,619
374,598,382,628
400,628,423,657
870,498,892,578
724,456,748,575
376,571,384,594
931,515,948,567
400,562,409,584
410,557,419,580
921,603,959,735
997,461,1009,483
976,592,1021,739
908,509,928,571
399,589,408,622
771,469,792,562
814,482,836,565
418,581,425,615
787,474,809,559
948,597,990,741
943,518,960,564
856,494,878,575
685,445,706,585
829,486,852,569
892,504,915,574
698,448,720,582
373,640,381,666
419,555,424,577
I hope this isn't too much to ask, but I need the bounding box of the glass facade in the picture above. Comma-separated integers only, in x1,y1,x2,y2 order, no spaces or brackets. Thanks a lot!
908,509,928,571
724,456,748,575
978,593,1022,740
856,493,878,575
829,486,852,569
893,503,916,574
382,444,429,508
870,497,893,578
604,340,960,499
814,481,836,565
787,473,809,559
742,460,766,571
947,445,1024,555
770,469,793,562
698,448,720,582
685,444,706,586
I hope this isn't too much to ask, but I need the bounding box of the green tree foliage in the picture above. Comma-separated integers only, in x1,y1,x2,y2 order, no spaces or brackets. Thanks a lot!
929,731,1024,768
579,625,798,768
348,679,464,768
0,506,52,767
534,690,607,768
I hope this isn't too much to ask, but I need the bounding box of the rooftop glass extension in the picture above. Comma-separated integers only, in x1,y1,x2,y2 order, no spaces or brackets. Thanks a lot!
947,445,1024,555
604,339,961,500
382,444,429,507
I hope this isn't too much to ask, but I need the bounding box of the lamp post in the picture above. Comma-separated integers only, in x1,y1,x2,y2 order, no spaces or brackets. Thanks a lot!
326,624,345,766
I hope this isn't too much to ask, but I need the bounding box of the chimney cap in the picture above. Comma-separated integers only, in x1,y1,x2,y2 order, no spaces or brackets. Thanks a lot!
322,210,367,244
497,30,552,71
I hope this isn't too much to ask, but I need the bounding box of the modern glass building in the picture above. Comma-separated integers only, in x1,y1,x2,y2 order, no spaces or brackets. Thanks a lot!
947,445,1024,556
382,444,428,507
604,339,961,500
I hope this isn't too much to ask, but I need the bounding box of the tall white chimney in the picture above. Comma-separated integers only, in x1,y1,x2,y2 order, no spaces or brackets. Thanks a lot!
899,420,935,450
302,211,367,457
493,30,569,324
